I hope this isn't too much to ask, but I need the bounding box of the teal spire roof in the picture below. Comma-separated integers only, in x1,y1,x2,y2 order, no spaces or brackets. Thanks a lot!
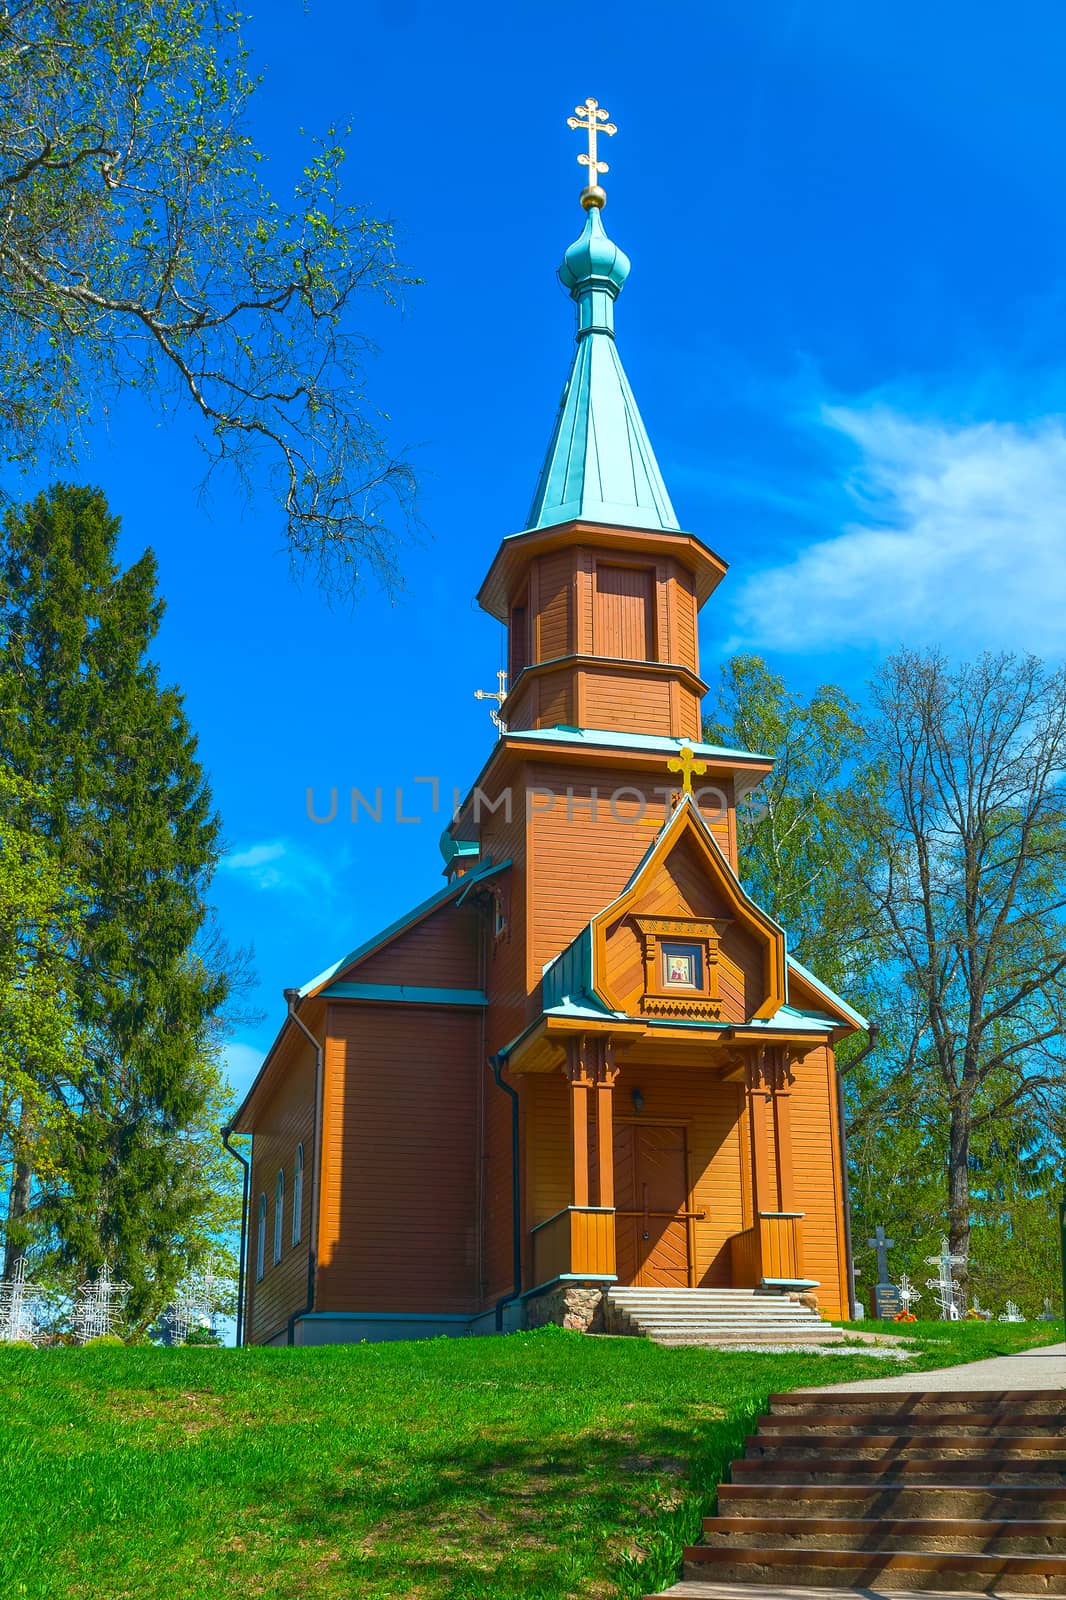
526,203,680,534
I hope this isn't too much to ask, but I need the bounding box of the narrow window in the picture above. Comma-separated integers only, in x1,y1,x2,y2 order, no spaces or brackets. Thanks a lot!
255,1193,266,1282
292,1144,304,1246
273,1168,284,1265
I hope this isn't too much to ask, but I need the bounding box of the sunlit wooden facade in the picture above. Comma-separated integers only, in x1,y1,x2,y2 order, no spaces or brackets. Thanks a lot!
228,186,864,1347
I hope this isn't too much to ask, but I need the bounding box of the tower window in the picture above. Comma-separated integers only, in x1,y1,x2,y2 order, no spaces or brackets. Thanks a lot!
509,592,530,678
593,563,654,660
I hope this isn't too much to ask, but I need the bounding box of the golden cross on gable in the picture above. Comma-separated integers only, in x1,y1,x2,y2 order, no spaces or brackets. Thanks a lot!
567,97,617,200
667,745,707,797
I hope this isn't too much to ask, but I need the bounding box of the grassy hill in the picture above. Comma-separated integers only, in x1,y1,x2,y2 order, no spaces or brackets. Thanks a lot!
1,1320,1058,1600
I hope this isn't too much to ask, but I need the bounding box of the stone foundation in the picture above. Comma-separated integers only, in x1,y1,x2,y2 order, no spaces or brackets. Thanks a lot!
524,1281,606,1333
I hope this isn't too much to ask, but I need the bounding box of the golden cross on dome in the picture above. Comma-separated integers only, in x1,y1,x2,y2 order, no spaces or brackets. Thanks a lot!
667,745,707,797
567,97,617,204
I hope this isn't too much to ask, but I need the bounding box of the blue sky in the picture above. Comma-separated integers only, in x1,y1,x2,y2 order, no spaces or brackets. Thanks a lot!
17,0,1066,1097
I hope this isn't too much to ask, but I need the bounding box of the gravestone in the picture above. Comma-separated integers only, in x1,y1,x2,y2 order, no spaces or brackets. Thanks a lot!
868,1225,898,1319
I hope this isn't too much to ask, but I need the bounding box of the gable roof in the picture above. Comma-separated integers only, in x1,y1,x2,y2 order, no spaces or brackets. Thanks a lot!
298,856,510,1000
587,795,788,1020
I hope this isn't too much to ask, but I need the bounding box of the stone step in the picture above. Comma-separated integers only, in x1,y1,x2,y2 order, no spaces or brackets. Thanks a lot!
717,1483,1066,1521
652,1334,847,1348
747,1433,1066,1459
647,1585,1018,1600
680,1542,1066,1591
699,1515,1066,1555
624,1321,832,1334
731,1455,1066,1484
770,1389,1066,1417
759,1412,1066,1436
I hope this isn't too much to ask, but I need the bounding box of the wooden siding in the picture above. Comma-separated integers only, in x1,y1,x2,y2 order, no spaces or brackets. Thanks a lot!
245,1028,315,1345
526,760,733,981
318,1004,481,1314
788,1044,848,1318
582,667,672,734
534,550,573,661
346,901,481,988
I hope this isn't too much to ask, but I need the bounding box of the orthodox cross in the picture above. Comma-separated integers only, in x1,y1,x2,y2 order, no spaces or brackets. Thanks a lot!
474,668,508,731
924,1236,965,1320
73,1263,129,1343
667,745,707,798
897,1273,921,1314
867,1224,894,1282
566,97,617,195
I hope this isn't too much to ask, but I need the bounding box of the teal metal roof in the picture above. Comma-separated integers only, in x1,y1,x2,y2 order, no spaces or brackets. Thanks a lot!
526,205,679,535
299,856,509,998
321,983,487,1007
786,955,870,1031
507,725,771,764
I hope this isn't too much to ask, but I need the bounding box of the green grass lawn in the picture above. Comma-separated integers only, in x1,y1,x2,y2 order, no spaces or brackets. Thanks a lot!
1,1319,1059,1600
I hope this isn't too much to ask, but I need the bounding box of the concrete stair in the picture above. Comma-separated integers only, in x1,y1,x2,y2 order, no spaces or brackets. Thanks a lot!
647,1388,1066,1597
606,1287,845,1348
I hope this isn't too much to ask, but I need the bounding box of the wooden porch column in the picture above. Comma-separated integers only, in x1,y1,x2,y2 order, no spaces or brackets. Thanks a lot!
772,1077,797,1213
592,1040,619,1210
565,1040,591,1207
745,1053,774,1215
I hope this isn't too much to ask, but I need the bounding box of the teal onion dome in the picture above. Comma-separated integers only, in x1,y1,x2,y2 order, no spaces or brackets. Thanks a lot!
559,205,631,301
525,202,680,535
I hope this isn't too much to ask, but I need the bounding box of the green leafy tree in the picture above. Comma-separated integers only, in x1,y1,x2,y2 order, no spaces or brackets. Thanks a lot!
703,653,884,1005
0,483,237,1321
0,1,416,593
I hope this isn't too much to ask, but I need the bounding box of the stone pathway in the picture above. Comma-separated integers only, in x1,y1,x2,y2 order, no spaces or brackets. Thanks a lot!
802,1340,1066,1394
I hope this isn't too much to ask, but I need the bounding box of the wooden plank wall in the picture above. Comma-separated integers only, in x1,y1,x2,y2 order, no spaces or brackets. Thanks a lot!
527,763,735,983
245,1029,315,1345
352,902,481,987
788,1044,849,1318
535,551,573,661
318,1003,482,1315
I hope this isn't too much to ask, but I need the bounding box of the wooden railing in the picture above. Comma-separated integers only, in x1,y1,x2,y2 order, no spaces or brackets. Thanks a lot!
729,1211,807,1286
530,1206,616,1288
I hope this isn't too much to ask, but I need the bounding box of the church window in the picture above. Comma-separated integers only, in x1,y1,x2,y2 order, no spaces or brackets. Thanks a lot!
661,941,703,989
255,1193,266,1282
292,1144,304,1246
273,1169,284,1264
509,588,530,679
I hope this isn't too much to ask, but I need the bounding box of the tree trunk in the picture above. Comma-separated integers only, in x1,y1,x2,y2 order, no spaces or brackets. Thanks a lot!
947,1095,972,1305
4,1154,32,1280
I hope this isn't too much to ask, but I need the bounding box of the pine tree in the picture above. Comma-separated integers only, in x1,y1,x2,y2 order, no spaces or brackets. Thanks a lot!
0,483,235,1321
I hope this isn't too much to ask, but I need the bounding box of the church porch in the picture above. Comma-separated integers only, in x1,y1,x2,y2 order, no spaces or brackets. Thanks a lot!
513,1026,832,1312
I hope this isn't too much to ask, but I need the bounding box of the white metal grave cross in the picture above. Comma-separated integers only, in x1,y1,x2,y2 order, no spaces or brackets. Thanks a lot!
924,1236,965,1320
897,1273,921,1314
474,668,508,731
998,1299,1025,1323
0,1257,35,1344
73,1263,130,1343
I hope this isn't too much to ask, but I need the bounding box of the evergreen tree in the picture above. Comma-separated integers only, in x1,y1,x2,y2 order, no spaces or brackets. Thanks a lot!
0,483,235,1321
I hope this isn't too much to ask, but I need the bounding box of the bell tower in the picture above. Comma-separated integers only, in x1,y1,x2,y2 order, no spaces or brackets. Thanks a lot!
476,103,726,742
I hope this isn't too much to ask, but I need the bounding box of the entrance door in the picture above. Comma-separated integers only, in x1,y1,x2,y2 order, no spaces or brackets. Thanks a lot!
614,1124,691,1287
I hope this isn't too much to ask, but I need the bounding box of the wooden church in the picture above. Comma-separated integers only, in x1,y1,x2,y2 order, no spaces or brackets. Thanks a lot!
227,101,866,1347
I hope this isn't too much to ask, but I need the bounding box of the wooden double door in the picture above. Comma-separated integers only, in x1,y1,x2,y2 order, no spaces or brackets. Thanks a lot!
612,1123,694,1287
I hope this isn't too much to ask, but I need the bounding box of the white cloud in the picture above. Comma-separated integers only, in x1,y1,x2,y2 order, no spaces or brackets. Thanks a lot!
725,405,1066,654
221,837,332,895
222,1040,266,1097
